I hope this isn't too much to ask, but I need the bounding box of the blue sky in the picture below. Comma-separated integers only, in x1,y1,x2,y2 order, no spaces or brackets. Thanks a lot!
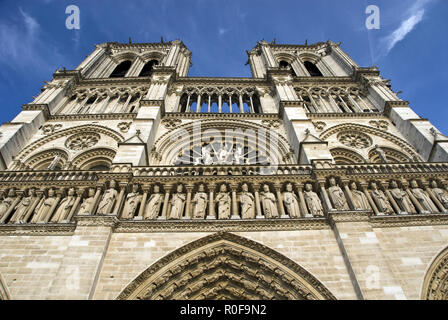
0,0,447,133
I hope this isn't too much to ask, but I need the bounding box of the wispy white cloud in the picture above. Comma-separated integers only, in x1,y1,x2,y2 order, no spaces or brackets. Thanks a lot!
0,7,63,73
380,0,435,55
218,28,228,36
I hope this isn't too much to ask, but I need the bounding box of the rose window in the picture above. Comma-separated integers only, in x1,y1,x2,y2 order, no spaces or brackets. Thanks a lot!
338,132,372,149
65,133,100,151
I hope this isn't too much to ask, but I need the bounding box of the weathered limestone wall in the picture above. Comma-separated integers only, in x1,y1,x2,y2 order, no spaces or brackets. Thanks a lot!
374,225,448,300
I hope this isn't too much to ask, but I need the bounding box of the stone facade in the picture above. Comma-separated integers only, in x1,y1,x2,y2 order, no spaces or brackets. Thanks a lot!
0,40,447,300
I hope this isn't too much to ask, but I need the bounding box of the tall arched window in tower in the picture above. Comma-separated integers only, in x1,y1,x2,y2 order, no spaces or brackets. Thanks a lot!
279,60,297,77
139,60,158,77
304,61,323,77
109,60,132,78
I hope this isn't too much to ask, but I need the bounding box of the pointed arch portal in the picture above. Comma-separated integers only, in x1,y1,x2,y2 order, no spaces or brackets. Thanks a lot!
421,245,448,300
117,232,335,300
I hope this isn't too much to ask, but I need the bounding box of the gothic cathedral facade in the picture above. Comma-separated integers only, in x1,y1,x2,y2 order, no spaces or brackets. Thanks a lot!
0,40,447,300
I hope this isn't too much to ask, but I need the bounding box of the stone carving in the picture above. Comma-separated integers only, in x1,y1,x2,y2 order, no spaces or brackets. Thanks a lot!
192,184,208,219
327,178,349,210
41,123,62,135
117,122,132,133
239,183,255,219
338,132,372,149
51,188,76,223
313,121,326,132
410,180,437,213
389,181,416,214
144,185,163,220
282,183,300,218
47,154,62,170
161,119,182,129
215,184,231,219
9,188,37,223
78,188,96,215
374,145,388,163
369,120,388,130
369,182,394,215
349,182,370,210
261,119,280,128
65,132,100,151
430,181,448,210
0,189,17,221
303,183,324,217
260,184,279,218
122,185,142,220
168,184,186,220
32,188,57,222
97,180,118,215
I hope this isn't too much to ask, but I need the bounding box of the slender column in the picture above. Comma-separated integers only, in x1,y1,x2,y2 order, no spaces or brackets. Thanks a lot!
23,195,42,223
382,182,401,215
63,190,82,222
122,95,133,113
76,96,89,114
218,95,222,113
207,183,216,219
135,186,149,220
230,184,240,219
340,95,353,113
90,187,103,215
184,184,194,219
403,181,424,214
348,94,363,113
342,181,356,210
295,183,311,218
208,95,211,113
318,181,333,212
309,95,320,112
357,95,370,112
0,194,21,223
274,184,287,218
249,95,255,113
99,95,111,113
113,183,127,216
186,94,191,112
319,94,331,113
196,95,201,112
43,193,62,223
229,95,232,113
253,183,263,218
239,95,244,113
360,182,379,215
329,94,342,113
160,184,172,219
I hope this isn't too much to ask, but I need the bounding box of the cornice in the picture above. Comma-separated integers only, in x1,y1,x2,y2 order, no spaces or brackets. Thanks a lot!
370,213,448,228
307,112,385,119
175,77,269,86
115,218,329,233
49,113,136,121
164,112,279,120
0,223,75,236
77,76,152,87
21,104,50,118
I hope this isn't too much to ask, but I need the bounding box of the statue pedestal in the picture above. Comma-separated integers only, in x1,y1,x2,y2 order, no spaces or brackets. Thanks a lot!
133,216,143,221
231,215,241,220
206,215,216,220
304,214,313,218
256,215,265,219
280,214,290,219
181,216,190,220
157,216,167,220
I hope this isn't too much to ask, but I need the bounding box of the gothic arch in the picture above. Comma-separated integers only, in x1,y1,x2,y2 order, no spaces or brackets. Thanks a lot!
330,147,367,164
23,148,69,170
320,123,422,162
368,146,411,163
71,147,116,170
153,120,293,165
421,245,448,300
116,232,336,300
17,124,124,162
0,273,10,300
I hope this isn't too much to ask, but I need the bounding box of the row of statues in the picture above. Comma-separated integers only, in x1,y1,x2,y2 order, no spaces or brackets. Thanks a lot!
326,178,447,215
0,179,447,224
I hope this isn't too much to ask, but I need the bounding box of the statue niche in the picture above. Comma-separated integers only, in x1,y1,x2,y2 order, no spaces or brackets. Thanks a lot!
282,183,300,218
215,184,231,219
192,184,208,219
122,185,142,220
9,188,38,223
239,183,255,219
327,177,349,211
260,184,278,218
168,184,186,220
303,183,324,217
144,185,163,220
50,188,77,223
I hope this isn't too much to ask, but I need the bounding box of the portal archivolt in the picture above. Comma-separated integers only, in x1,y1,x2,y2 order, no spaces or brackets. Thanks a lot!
421,245,448,300
117,232,335,300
